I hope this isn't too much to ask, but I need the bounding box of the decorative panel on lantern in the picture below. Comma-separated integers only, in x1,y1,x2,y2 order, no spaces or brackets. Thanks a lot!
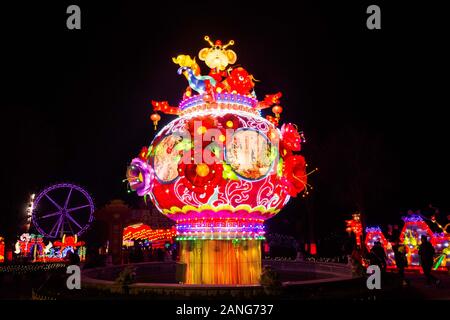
365,226,395,266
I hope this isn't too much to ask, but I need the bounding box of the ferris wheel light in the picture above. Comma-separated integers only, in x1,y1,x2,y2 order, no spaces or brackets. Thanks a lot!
31,183,94,238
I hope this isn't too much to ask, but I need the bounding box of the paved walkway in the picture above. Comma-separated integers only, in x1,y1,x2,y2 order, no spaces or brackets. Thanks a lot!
387,270,450,300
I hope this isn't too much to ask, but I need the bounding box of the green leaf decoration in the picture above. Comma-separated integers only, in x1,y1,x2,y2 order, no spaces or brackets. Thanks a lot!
175,138,192,151
277,158,284,177
269,146,278,162
222,163,239,180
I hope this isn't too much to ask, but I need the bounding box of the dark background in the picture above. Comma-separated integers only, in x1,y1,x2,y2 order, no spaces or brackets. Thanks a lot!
1,2,448,248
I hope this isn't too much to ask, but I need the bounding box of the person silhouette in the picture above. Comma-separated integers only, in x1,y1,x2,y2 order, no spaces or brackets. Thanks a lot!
418,235,440,286
393,240,408,286
370,241,387,271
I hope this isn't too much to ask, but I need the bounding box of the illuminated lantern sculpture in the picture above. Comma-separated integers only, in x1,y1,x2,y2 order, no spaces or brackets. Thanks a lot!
14,233,46,261
345,213,363,246
432,232,450,269
29,234,45,262
364,226,395,266
429,215,450,269
15,233,31,256
399,215,435,266
53,234,85,258
123,224,176,248
126,36,309,284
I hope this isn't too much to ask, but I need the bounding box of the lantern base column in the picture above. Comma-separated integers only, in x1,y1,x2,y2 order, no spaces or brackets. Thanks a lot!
179,240,262,285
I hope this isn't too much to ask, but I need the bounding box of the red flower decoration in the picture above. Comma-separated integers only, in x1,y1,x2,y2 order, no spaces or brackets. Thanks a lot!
178,154,224,195
279,143,292,158
281,123,302,152
218,114,239,131
282,155,307,197
186,116,218,149
186,116,216,136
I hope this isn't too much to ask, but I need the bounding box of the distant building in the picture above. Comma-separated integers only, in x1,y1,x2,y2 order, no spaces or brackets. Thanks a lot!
95,199,175,264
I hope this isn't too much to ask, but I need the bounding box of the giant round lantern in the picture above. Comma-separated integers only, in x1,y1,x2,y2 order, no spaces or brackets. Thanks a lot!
126,36,308,284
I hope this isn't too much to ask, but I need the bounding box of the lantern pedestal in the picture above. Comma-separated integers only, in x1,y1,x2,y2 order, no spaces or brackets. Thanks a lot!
179,240,262,285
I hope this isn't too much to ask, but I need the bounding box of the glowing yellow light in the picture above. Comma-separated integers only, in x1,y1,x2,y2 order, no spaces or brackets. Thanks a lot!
197,126,207,134
196,163,210,177
180,240,261,285
219,134,226,142
226,120,234,128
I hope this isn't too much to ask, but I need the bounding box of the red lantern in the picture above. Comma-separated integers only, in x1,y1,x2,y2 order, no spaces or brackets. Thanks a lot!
272,105,283,118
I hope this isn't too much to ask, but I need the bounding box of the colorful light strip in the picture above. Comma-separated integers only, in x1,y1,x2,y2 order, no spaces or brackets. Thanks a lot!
176,217,264,223
180,239,262,284
175,217,265,223
179,103,260,118
179,93,258,111
176,236,265,241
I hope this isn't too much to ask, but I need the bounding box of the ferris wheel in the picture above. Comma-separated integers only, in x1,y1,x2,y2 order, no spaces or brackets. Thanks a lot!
32,183,94,238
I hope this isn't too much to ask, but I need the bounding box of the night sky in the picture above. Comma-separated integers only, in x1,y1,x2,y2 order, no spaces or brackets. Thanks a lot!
1,2,448,242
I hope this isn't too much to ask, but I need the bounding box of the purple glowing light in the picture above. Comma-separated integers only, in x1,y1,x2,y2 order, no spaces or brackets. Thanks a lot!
178,93,258,111
365,226,382,233
402,215,424,222
32,183,95,238
126,158,153,196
